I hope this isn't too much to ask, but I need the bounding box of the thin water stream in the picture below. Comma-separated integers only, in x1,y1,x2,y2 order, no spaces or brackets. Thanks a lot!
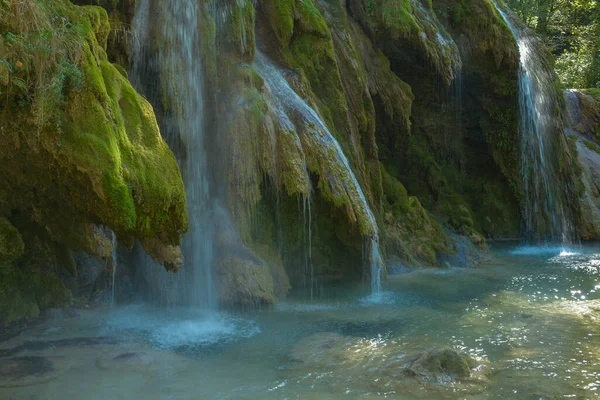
2,245,600,398
255,53,384,295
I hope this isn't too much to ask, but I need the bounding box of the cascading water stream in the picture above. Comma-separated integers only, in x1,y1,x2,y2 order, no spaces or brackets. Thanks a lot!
492,1,571,242
254,53,384,294
132,0,216,308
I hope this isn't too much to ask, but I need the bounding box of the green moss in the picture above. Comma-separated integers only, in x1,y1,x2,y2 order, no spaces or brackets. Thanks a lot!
583,139,600,154
29,267,72,310
379,163,451,266
262,0,295,47
0,0,188,261
225,0,256,61
380,0,420,36
0,217,24,261
0,266,40,326
349,0,461,84
0,256,71,326
294,0,330,35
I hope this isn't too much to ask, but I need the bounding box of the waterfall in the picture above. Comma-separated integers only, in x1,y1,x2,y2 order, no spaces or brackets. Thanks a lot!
254,53,384,294
492,2,571,242
132,0,216,308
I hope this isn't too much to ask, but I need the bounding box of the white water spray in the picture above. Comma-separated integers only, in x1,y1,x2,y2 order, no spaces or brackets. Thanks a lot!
132,0,216,308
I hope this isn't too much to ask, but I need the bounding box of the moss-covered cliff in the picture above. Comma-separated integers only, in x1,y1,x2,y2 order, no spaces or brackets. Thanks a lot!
4,0,583,313
0,0,187,325
115,0,527,306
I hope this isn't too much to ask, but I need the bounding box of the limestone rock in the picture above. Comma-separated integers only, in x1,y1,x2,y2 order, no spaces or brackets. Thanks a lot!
140,238,184,272
218,254,275,307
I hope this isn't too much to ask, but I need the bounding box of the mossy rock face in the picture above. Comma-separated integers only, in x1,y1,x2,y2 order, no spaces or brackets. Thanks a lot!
82,0,535,304
0,218,24,262
348,0,462,85
0,0,187,265
0,0,187,325
566,90,600,139
564,90,600,240
0,279,40,327
374,0,521,241
380,164,452,266
257,0,359,166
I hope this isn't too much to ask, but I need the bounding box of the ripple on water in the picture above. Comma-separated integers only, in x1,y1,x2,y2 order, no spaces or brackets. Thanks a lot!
102,305,259,353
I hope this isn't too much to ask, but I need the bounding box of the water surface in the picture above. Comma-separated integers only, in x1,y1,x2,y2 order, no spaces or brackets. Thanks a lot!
2,244,600,399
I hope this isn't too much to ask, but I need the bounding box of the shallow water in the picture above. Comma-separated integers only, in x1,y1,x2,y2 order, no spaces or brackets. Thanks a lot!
2,244,600,399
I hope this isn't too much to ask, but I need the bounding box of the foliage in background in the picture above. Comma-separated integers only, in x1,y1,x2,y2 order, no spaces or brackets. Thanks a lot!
506,0,600,88
0,0,89,128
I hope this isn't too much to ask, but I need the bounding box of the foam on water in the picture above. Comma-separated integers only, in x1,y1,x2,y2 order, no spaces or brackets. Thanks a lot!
102,305,259,349
558,250,577,257
359,291,397,306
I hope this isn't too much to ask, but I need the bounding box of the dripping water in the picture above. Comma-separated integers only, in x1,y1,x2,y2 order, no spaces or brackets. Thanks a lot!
110,231,118,307
254,52,384,295
302,194,314,301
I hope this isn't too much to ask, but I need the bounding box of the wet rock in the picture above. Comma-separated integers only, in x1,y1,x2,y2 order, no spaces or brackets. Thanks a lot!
0,336,119,358
574,140,600,239
288,332,351,365
141,238,184,272
0,356,60,387
286,332,489,397
404,348,475,381
218,254,276,307
72,252,107,286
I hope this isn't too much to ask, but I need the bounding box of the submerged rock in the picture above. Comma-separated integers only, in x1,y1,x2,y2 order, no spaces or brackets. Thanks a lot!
0,356,60,388
286,332,489,396
404,348,475,381
95,352,153,371
0,336,120,358
288,332,352,365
